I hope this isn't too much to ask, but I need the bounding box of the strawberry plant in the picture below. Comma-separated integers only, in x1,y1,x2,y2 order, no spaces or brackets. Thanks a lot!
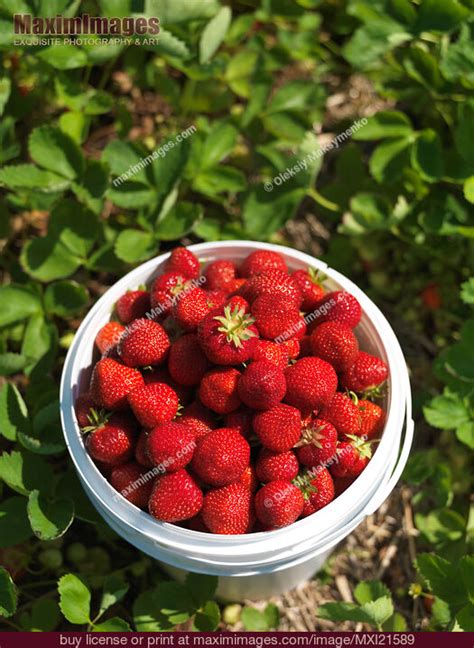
0,0,473,634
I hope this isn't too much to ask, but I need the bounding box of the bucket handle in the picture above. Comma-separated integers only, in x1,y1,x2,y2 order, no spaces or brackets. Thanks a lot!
363,395,414,517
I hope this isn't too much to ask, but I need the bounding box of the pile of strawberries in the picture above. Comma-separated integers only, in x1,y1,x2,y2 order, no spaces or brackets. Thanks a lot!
75,246,388,534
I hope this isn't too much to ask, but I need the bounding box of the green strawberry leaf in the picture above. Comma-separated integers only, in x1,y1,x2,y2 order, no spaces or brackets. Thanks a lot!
27,490,75,541
17,401,65,456
28,125,85,180
416,553,467,610
38,44,88,70
21,237,82,282
44,281,89,318
98,574,129,617
192,600,221,631
0,284,42,328
424,390,469,430
0,353,29,376
0,383,30,441
0,566,17,618
133,590,171,631
28,598,61,631
0,164,71,193
411,129,444,182
199,6,232,64
0,77,11,117
263,603,280,629
155,202,202,240
241,606,270,631
352,111,413,141
114,229,157,263
93,617,132,631
0,496,32,548
354,580,391,605
0,450,53,496
58,574,91,625
461,278,474,305
185,573,218,608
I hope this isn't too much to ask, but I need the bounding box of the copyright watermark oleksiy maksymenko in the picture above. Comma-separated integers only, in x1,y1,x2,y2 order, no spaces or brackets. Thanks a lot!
112,125,197,188
264,117,368,192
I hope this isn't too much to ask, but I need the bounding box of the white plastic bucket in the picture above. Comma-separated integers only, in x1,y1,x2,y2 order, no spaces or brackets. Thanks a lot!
60,241,413,601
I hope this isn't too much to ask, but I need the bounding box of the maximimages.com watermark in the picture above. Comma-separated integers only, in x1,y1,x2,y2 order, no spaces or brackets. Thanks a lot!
264,117,368,192
112,125,197,188
12,13,161,46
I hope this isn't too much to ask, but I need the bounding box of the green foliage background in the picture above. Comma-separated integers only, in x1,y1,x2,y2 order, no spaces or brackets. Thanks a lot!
0,0,472,633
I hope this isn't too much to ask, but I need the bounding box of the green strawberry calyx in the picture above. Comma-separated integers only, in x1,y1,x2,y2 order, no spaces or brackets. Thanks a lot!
214,305,257,348
345,433,373,460
80,408,110,434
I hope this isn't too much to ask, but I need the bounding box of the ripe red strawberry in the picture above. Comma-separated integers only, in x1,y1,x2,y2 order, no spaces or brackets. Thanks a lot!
149,469,203,522
226,278,247,294
198,305,259,365
240,270,302,307
255,449,299,483
150,271,188,317
284,357,337,412
252,339,289,369
135,431,153,467
86,413,136,465
310,291,361,329
172,287,211,332
180,401,216,439
339,352,388,393
110,462,154,508
147,422,195,472
301,467,335,516
238,465,258,492
358,399,385,439
199,367,241,414
292,268,325,312
240,250,287,277
168,334,210,386
238,360,286,410
116,290,151,324
296,418,338,467
128,382,179,428
255,481,304,528
320,392,361,437
164,247,200,279
205,289,227,310
191,428,250,486
224,407,253,438
118,318,170,367
251,294,306,341
95,321,124,355
90,358,144,410
205,259,238,290
253,403,301,452
421,283,441,310
202,483,254,534
330,436,372,478
226,295,250,313
280,338,300,360
143,366,192,405
310,321,359,372
75,392,96,428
